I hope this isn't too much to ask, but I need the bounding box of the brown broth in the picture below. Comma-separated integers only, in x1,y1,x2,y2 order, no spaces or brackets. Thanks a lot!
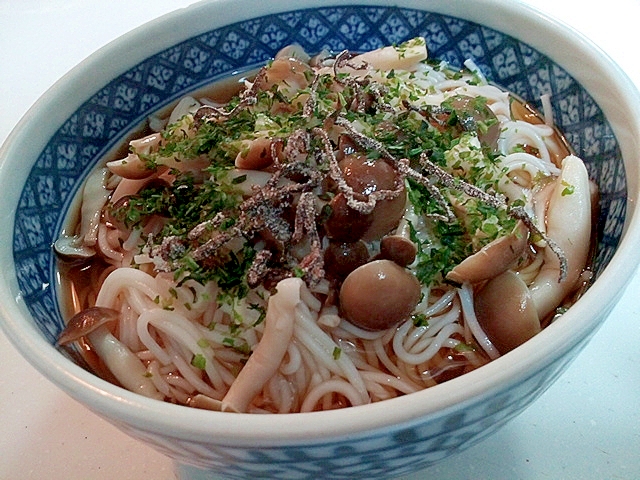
510,96,573,166
55,67,597,407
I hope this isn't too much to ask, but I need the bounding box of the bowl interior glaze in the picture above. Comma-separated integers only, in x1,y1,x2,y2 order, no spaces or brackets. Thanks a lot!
13,5,625,343
2,3,636,480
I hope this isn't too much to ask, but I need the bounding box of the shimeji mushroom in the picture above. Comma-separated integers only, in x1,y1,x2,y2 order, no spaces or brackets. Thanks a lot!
339,259,421,331
217,277,302,413
474,270,541,354
379,215,417,268
446,221,528,285
349,37,428,73
54,167,111,259
58,307,162,400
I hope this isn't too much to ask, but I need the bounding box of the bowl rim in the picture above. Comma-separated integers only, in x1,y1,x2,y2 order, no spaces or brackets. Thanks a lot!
1,0,640,446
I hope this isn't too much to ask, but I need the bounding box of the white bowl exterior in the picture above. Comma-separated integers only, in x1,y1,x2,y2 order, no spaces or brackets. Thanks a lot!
1,0,639,478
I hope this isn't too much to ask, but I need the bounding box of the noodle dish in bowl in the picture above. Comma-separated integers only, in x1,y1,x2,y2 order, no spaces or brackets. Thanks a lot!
1,0,639,479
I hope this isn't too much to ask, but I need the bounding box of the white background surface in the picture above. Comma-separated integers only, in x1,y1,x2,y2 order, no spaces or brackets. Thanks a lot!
1,1,639,479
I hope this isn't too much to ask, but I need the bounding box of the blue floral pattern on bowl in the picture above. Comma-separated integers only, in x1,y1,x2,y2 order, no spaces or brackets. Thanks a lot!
11,6,627,479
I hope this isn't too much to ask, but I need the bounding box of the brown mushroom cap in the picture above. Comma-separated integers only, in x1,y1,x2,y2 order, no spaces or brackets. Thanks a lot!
474,270,541,354
339,259,421,331
57,307,120,345
339,154,406,241
324,192,373,241
379,234,417,267
446,220,528,285
449,95,501,150
324,240,369,279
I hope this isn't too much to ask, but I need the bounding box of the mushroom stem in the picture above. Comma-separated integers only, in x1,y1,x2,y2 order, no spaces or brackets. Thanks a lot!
58,307,162,400
79,167,111,246
87,325,163,400
379,201,418,267
220,277,301,412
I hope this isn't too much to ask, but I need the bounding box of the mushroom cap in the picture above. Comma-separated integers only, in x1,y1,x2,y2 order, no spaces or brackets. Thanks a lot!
324,240,369,279
57,307,120,345
449,94,501,150
379,234,417,267
339,259,421,331
446,221,528,285
474,270,541,354
53,235,96,261
339,155,406,241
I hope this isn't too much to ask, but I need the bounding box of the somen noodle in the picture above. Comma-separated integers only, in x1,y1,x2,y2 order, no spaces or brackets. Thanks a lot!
55,38,595,413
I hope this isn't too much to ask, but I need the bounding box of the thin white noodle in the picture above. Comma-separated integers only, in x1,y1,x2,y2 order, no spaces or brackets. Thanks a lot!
500,151,560,176
541,93,554,127
423,300,461,334
299,378,366,412
124,287,157,315
147,360,172,398
140,309,230,393
372,337,407,379
408,310,461,354
392,298,461,362
337,320,387,340
499,120,555,165
420,289,457,317
136,311,177,366
95,268,158,308
361,339,380,370
402,323,428,352
118,305,139,351
164,339,219,398
267,372,295,413
360,371,420,395
121,227,143,253
463,58,487,84
394,322,464,365
280,342,302,376
294,302,369,404
208,351,237,388
517,251,545,285
164,373,197,394
289,339,314,395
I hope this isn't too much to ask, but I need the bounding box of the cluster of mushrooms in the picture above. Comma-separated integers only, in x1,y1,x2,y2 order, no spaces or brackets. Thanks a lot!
56,38,580,368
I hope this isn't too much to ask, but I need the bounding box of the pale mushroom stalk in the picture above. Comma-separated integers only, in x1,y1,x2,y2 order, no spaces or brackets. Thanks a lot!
57,307,162,400
80,167,112,246
54,167,112,258
87,325,163,400
529,155,591,319
348,37,428,72
220,277,301,412
234,137,274,170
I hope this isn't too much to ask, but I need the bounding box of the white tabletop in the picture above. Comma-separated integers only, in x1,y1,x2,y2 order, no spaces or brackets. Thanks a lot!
1,1,639,479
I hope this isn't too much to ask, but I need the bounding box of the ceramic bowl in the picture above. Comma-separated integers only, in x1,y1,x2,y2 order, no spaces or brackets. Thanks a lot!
1,0,639,479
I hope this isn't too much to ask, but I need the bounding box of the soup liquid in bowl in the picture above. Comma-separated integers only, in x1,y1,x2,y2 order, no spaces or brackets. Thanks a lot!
3,3,637,479
55,38,595,415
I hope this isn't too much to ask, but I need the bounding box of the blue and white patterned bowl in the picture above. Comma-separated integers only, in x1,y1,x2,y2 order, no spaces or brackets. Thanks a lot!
1,1,640,479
